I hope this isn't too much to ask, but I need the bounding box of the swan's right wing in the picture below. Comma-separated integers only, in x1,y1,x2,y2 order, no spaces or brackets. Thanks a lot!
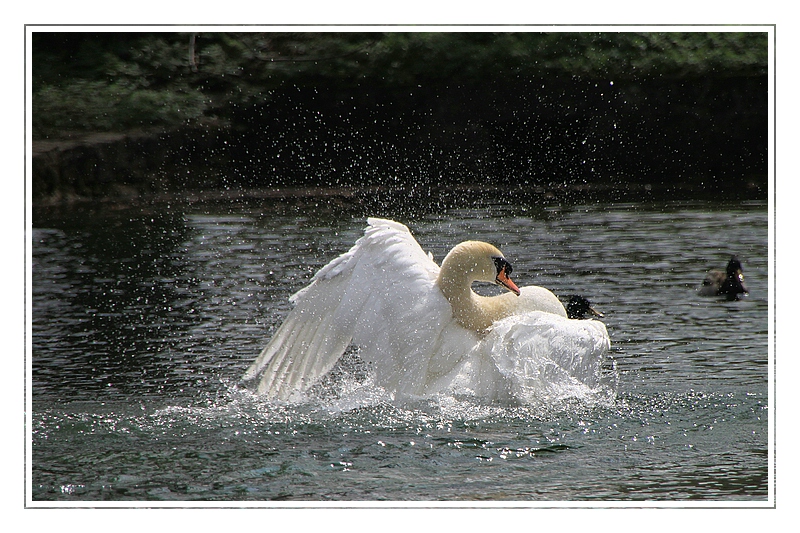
517,285,568,317
472,312,612,403
241,218,440,400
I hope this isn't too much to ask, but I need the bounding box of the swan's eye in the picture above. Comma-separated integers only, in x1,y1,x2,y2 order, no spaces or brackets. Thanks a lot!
492,256,512,275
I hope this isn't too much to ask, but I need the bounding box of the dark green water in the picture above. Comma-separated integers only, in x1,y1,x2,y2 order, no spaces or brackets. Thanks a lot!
30,197,769,502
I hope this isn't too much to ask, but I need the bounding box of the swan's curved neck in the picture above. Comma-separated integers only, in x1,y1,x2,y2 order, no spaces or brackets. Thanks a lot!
437,243,511,332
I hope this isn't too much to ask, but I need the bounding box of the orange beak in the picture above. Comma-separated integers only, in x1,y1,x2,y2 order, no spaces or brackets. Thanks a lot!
496,267,521,296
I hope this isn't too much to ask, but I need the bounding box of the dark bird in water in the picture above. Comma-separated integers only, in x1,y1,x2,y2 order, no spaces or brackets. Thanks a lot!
566,296,605,320
699,256,749,300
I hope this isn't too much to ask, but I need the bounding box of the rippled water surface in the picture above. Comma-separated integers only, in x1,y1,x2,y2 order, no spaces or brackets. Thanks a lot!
30,197,770,503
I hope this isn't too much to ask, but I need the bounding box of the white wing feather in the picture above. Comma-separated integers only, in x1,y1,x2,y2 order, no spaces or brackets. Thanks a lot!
465,312,611,402
242,218,465,400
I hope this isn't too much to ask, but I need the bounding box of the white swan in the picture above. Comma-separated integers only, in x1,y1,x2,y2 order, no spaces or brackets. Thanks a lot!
242,218,610,402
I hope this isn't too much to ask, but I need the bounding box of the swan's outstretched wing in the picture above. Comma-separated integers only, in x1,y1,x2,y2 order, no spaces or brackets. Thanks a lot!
469,312,612,403
241,218,442,400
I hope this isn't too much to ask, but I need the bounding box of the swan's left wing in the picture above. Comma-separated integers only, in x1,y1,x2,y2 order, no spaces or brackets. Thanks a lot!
242,218,441,400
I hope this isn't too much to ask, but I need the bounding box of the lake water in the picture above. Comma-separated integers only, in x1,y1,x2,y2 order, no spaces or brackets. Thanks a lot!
29,193,771,504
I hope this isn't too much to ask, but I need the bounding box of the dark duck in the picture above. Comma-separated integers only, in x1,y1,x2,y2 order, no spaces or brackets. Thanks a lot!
566,295,605,320
699,256,748,300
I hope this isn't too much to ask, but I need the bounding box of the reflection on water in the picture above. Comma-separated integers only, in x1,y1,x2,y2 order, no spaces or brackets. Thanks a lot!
30,197,769,501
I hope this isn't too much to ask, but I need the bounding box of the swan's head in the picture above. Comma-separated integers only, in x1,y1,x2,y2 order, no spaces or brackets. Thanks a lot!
441,241,521,296
492,256,521,296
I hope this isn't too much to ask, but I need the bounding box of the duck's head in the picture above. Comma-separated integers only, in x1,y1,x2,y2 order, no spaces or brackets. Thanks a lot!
440,241,521,296
726,256,744,278
724,256,748,299
566,295,604,319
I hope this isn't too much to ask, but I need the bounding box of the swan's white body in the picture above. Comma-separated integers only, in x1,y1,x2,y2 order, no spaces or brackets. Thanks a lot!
242,218,610,402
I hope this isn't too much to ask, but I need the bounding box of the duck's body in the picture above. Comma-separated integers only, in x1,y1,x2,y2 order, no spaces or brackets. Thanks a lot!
699,256,748,300
242,218,609,402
